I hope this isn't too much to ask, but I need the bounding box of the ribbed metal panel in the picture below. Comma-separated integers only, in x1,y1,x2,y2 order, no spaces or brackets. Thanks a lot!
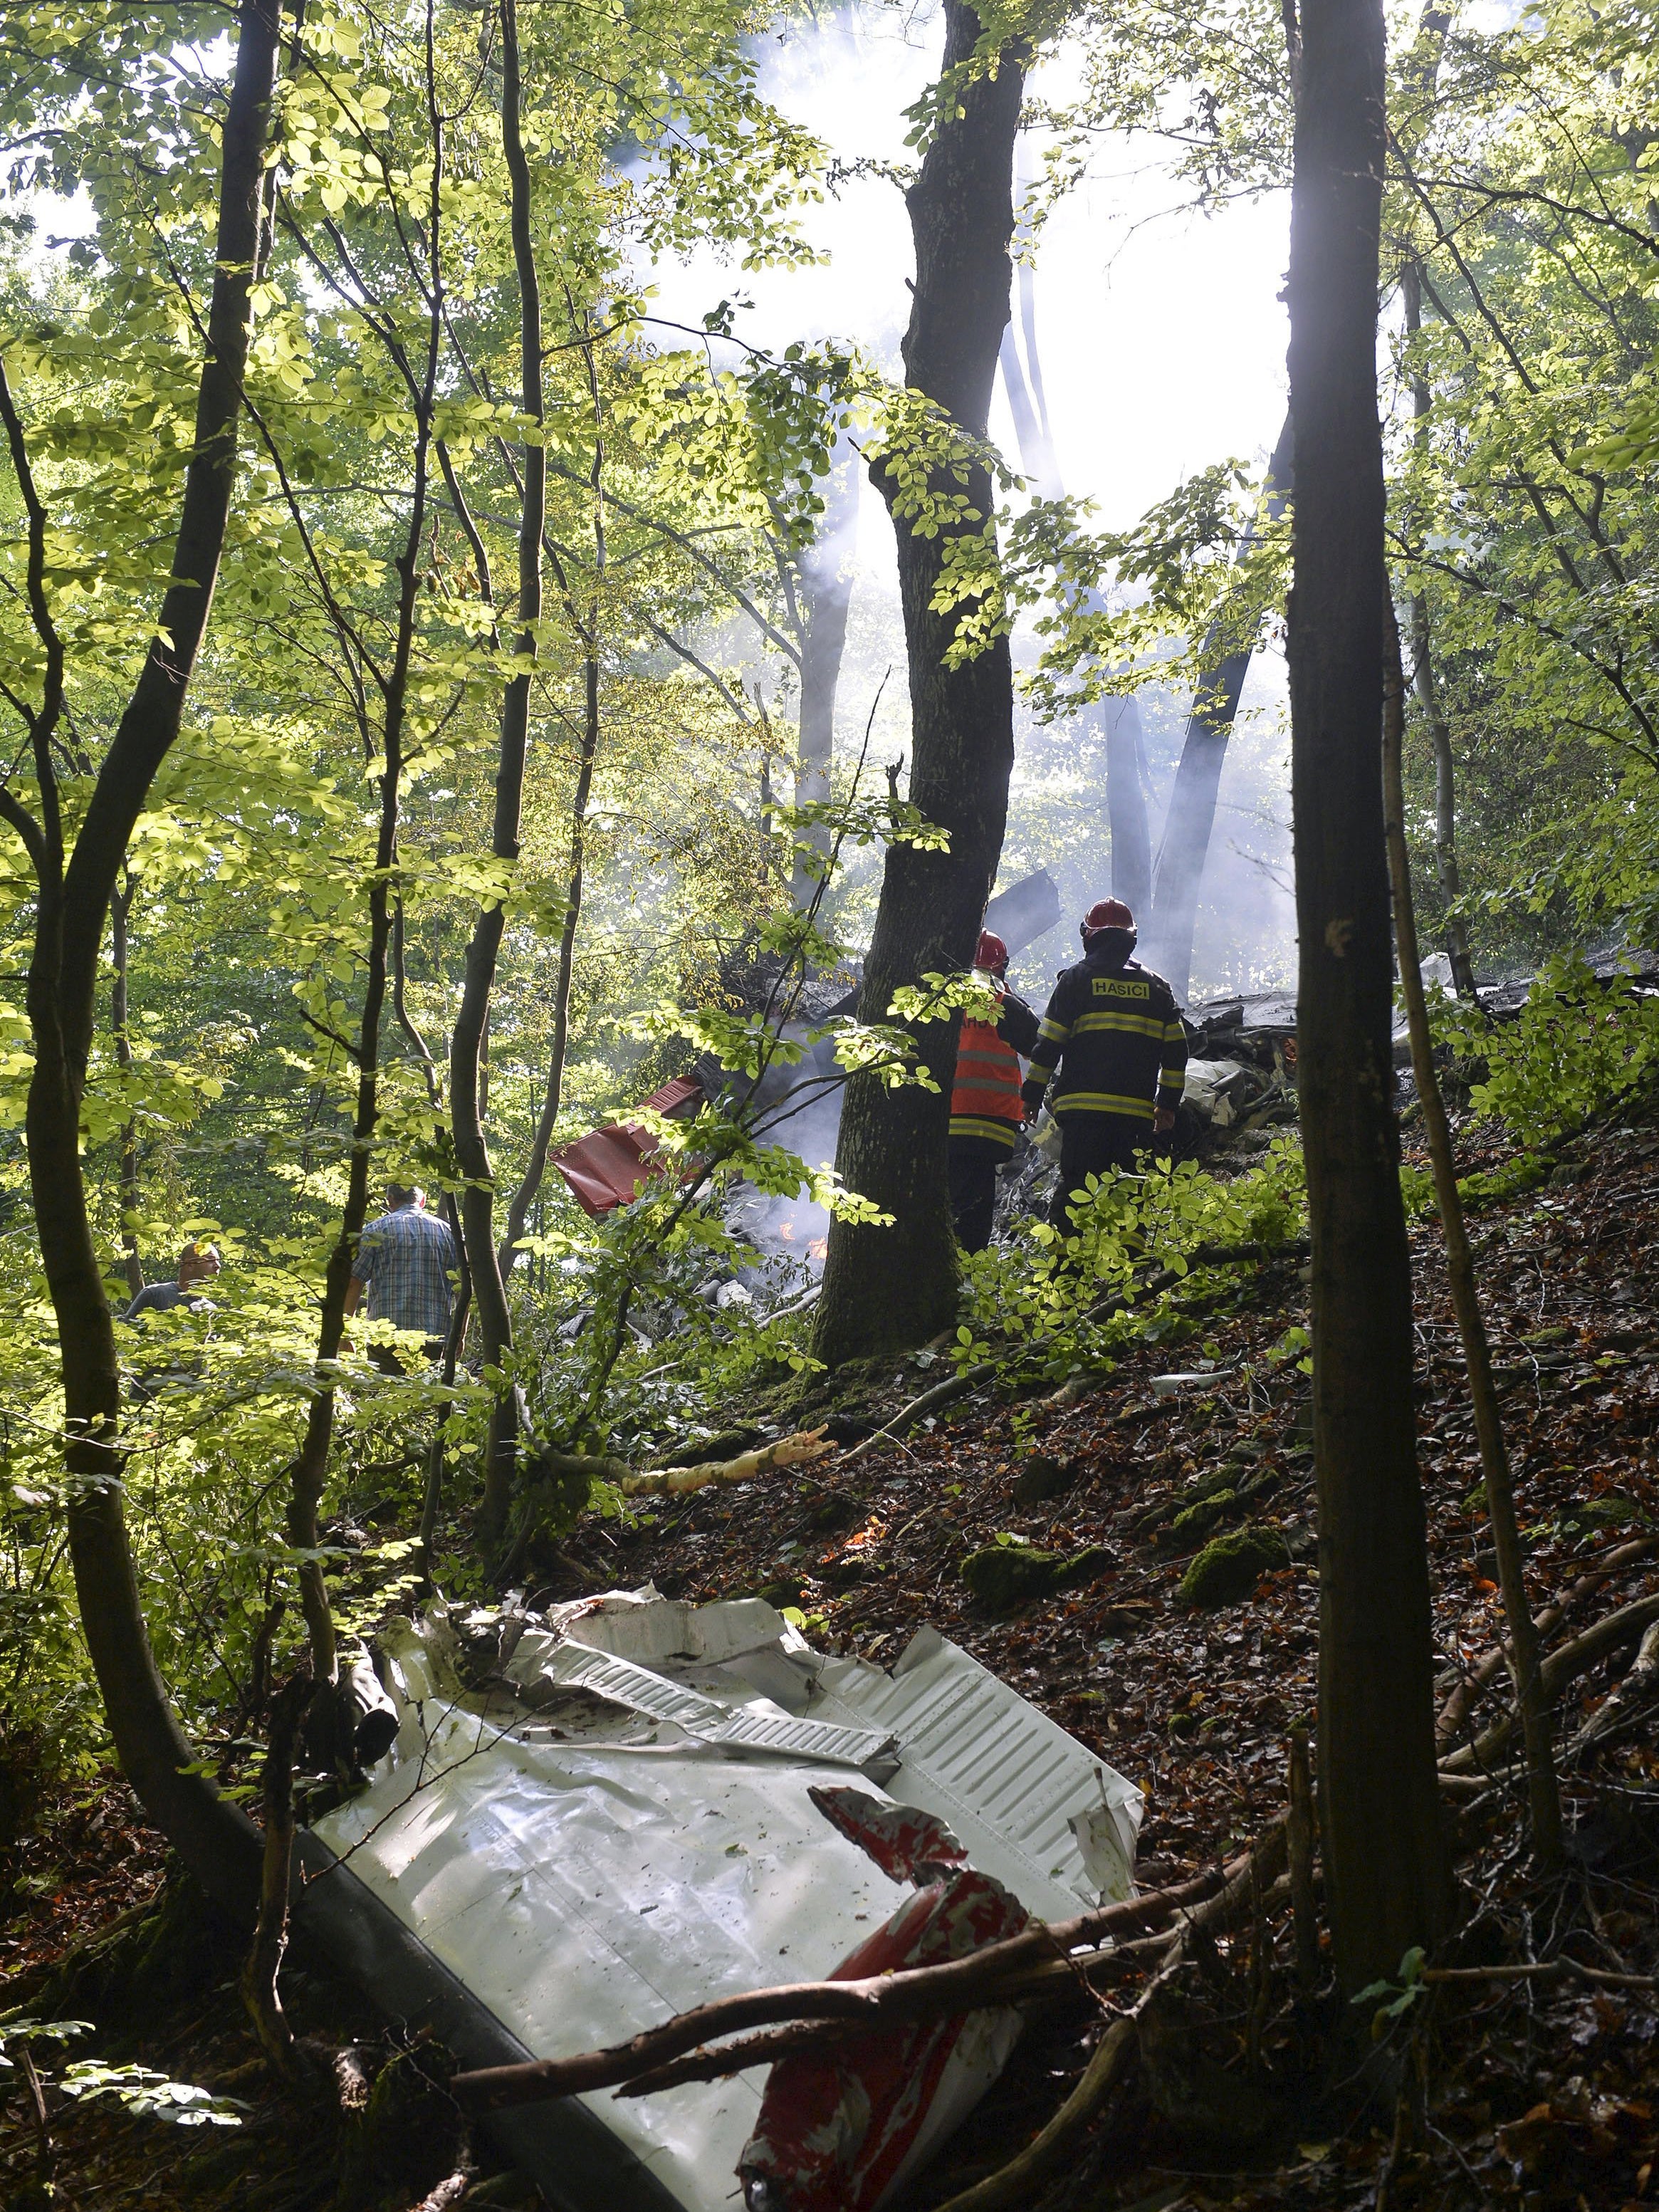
708,1709,897,1768
538,1639,899,1772
813,1632,1141,1914
538,1642,724,1730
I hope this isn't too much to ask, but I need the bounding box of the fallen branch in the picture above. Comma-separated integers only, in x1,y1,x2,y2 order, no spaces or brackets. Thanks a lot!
407,2151,475,2212
845,1242,1304,1464
1423,1958,1659,1991
617,1426,834,1498
1569,1617,1659,1753
929,1817,1290,2212
613,1930,1183,2098
1437,1770,1497,1799
524,1427,835,1504
450,1866,1228,2114
931,2011,1141,2212
1436,1535,1659,1746
1441,1590,1659,1774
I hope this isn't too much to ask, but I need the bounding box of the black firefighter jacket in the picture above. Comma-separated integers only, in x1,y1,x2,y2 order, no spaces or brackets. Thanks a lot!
1020,954,1188,1127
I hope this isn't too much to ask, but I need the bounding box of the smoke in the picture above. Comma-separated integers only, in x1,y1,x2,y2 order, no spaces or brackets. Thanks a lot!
726,1068,842,1280
640,4,1297,1003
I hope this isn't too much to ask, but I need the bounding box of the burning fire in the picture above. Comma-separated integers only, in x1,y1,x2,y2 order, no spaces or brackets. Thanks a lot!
770,1221,828,1263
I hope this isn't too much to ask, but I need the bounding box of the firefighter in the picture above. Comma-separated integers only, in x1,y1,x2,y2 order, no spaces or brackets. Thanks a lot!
1020,898,1188,1232
947,929,1041,1253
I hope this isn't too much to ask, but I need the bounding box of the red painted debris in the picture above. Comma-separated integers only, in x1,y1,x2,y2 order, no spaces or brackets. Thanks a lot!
550,1076,703,1216
737,1786,1030,2212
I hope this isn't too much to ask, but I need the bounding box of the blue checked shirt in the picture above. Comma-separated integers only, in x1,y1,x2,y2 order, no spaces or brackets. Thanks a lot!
351,1206,457,1340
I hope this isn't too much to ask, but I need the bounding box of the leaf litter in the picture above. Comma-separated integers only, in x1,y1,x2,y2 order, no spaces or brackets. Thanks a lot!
6,1101,1658,2211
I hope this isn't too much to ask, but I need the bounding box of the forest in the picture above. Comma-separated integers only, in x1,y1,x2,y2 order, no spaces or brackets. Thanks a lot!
1,0,1658,2206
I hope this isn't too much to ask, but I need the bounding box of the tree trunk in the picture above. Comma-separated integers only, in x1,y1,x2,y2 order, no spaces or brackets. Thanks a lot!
498,647,597,1281
1400,261,1477,999
1412,600,1476,996
1382,600,1561,1868
108,875,144,1300
0,0,283,1916
240,1671,316,2069
812,0,1024,1368
451,0,545,1548
495,315,614,1284
282,29,451,1718
789,434,859,909
1104,697,1151,917
999,280,1152,922
1146,410,1294,1002
1286,0,1447,1993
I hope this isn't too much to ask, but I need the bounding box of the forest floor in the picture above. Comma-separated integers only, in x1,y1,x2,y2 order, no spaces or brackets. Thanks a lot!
6,1087,1659,2212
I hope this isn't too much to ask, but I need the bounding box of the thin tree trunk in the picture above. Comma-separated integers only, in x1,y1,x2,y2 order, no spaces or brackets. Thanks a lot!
417,1255,470,1592
498,338,609,1283
1382,598,1562,1868
1286,0,1448,1993
1400,260,1477,998
1146,411,1294,1002
281,4,452,1728
109,874,144,1300
998,322,1050,485
240,1671,316,2069
1104,697,1152,917
1413,604,1475,995
0,0,283,1915
389,890,471,1590
999,277,1152,919
789,435,859,909
1286,1724,1319,1989
497,649,596,1282
451,0,544,1548
812,1,1025,1367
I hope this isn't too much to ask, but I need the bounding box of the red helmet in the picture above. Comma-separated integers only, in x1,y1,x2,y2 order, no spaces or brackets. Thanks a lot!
1082,898,1135,939
975,929,1009,974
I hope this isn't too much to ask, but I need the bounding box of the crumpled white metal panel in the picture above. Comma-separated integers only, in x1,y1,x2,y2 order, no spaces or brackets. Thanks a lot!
312,1600,1141,2212
317,1697,908,2210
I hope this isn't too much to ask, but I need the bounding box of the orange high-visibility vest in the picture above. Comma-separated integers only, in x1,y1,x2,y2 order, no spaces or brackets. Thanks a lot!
951,1012,1024,1127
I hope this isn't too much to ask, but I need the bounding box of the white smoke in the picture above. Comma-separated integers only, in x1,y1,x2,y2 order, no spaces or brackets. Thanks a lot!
642,4,1297,1002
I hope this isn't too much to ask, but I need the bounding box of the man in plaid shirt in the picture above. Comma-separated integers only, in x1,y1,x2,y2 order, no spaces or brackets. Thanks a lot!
344,1183,458,1369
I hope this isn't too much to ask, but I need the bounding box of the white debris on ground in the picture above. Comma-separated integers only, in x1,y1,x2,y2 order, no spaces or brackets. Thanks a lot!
312,1587,1143,2212
1181,1057,1254,1127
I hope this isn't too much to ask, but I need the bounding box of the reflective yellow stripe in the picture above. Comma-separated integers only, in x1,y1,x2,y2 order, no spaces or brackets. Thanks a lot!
1161,1068,1186,1087
1037,1017,1069,1043
1053,1092,1156,1120
949,1115,1020,1148
1069,1011,1168,1040
1164,1021,1188,1043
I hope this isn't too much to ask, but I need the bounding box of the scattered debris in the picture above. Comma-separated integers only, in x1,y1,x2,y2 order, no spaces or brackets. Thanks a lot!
550,1076,703,1217
15,1084,1659,2212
